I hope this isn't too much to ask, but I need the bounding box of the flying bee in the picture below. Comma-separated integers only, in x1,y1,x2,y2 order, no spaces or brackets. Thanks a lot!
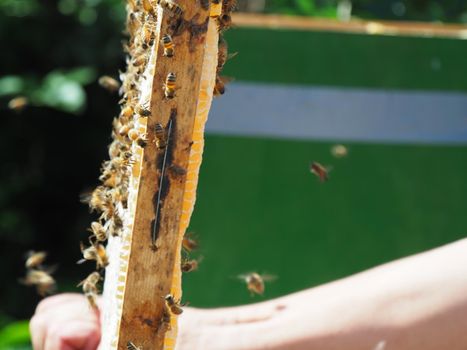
237,272,276,296
309,162,331,182
127,342,142,350
217,13,232,31
164,294,184,315
77,271,101,309
164,72,176,99
88,221,107,242
25,251,47,269
182,233,199,252
98,75,120,93
8,96,28,113
20,268,56,297
154,123,167,149
161,34,174,57
158,0,183,17
78,242,109,269
181,256,203,273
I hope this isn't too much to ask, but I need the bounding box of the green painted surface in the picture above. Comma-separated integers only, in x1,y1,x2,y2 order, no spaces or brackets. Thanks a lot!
222,28,467,92
184,135,467,307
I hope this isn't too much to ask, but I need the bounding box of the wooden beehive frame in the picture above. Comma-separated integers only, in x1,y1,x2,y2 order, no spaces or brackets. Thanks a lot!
97,1,222,349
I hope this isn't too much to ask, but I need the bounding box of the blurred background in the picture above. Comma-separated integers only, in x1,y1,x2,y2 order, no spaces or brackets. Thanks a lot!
1,0,467,348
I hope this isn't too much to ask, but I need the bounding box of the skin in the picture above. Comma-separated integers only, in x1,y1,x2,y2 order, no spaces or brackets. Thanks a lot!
30,238,467,350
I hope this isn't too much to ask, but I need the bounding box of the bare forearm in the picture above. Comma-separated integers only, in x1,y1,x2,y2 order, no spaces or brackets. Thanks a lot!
181,238,467,350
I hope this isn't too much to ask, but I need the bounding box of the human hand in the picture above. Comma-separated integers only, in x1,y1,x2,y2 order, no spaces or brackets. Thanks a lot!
30,293,287,350
30,293,101,350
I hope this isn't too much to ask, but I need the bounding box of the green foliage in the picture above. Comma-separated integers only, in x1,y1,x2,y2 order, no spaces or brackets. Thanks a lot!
0,321,31,349
0,68,96,113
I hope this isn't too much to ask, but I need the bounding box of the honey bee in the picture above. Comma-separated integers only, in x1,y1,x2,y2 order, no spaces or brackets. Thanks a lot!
80,186,107,213
88,221,107,242
164,72,176,99
213,75,226,96
20,268,56,297
182,233,199,252
136,138,148,148
161,34,174,57
99,169,118,188
217,13,232,31
158,0,183,17
158,308,171,333
164,294,184,315
98,76,120,93
309,162,331,182
8,96,28,113
181,256,202,273
127,12,140,37
133,54,147,67
25,251,47,269
142,22,156,49
142,0,155,15
78,242,109,269
331,144,348,158
154,123,167,149
237,272,276,296
120,105,135,120
127,342,142,350
217,37,237,72
77,271,101,309
137,106,151,117
111,214,123,236
110,151,134,171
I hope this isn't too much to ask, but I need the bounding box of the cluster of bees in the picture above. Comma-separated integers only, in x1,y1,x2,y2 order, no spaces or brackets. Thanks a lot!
78,0,237,315
213,0,237,97
20,251,56,297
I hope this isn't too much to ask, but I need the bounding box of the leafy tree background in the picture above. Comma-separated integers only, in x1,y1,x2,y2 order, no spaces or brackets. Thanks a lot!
1,0,466,346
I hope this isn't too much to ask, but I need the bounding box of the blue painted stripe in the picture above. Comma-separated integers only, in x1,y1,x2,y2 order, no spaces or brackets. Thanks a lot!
206,82,467,144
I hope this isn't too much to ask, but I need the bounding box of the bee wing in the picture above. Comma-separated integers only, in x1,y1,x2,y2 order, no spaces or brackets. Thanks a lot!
219,75,235,84
42,264,58,275
234,272,255,281
227,51,238,60
76,258,87,265
261,274,278,282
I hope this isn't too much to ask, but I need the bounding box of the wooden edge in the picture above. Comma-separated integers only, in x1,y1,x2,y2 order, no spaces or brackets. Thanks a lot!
232,12,467,39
